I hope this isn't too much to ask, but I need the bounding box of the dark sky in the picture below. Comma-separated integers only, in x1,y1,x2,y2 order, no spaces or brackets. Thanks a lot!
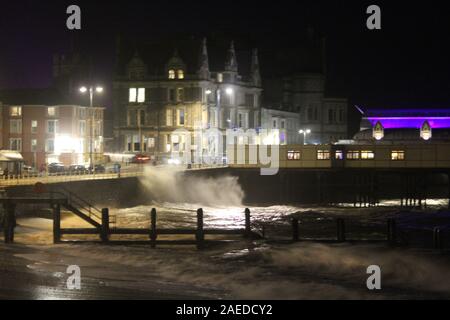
0,0,449,114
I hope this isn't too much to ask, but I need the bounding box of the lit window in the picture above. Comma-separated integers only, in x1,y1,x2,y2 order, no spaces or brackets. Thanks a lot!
287,151,301,160
47,107,57,117
10,106,22,117
335,150,344,160
166,109,173,126
31,139,37,152
391,150,405,161
147,137,155,149
347,151,360,160
9,138,22,151
46,139,55,153
129,88,145,103
137,88,145,103
31,120,38,133
177,70,184,79
361,150,375,160
178,109,185,126
10,119,22,134
129,88,137,102
169,70,176,79
317,150,330,160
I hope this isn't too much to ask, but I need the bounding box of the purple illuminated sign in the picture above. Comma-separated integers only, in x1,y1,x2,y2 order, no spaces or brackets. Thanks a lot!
367,117,450,129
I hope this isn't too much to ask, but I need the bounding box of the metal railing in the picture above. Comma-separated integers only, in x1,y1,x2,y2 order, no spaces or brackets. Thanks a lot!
0,169,144,186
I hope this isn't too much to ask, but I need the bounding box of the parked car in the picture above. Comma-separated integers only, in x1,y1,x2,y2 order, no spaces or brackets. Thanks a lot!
105,163,121,173
68,165,88,174
131,154,151,164
88,164,106,174
23,165,38,175
48,163,66,174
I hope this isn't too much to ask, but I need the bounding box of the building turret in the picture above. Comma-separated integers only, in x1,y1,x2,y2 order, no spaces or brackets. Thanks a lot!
126,51,147,80
224,41,238,73
166,49,186,80
251,48,261,87
197,38,210,80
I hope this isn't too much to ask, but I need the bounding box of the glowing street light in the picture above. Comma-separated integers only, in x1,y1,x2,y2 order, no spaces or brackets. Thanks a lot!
225,87,233,95
299,129,311,145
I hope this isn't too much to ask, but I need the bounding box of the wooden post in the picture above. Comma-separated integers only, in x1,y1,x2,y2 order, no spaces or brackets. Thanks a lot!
245,208,251,238
196,208,204,249
387,218,396,246
433,228,443,251
336,218,346,242
101,208,110,242
53,204,61,244
3,202,16,244
150,208,157,248
292,218,299,242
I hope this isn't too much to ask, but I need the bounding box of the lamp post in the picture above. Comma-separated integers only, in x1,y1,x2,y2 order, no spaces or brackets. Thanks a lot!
80,86,103,170
299,129,311,145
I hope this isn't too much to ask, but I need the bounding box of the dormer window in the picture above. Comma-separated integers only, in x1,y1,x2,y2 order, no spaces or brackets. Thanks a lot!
169,70,176,80
177,70,184,79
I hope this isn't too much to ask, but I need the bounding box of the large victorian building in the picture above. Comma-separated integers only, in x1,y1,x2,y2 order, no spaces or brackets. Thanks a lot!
112,39,265,161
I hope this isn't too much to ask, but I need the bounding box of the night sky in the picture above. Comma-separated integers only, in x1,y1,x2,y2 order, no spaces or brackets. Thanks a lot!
1,0,449,119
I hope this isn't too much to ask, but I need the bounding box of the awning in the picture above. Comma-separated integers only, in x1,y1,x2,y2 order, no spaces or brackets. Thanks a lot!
0,150,24,162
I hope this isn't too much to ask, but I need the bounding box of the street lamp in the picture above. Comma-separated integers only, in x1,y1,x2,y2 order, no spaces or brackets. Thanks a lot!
299,129,311,145
80,85,104,169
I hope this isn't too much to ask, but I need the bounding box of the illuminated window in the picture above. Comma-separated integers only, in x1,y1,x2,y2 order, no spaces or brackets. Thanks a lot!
178,109,185,126
129,88,137,102
147,137,155,149
9,138,22,151
317,150,330,160
335,150,344,160
166,109,173,126
177,70,184,79
31,139,37,152
31,120,38,133
10,119,22,134
129,88,145,103
391,150,405,161
137,88,145,103
361,150,375,160
287,150,301,160
10,106,22,117
347,151,360,160
169,69,176,79
45,139,55,153
47,107,57,117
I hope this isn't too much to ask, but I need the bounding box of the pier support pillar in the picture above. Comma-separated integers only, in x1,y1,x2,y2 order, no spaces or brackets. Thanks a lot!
150,208,157,248
53,204,61,244
101,208,110,243
3,202,16,244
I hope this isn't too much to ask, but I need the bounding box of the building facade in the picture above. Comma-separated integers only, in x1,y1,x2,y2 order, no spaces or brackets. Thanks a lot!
113,39,264,162
265,73,348,145
0,104,104,169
